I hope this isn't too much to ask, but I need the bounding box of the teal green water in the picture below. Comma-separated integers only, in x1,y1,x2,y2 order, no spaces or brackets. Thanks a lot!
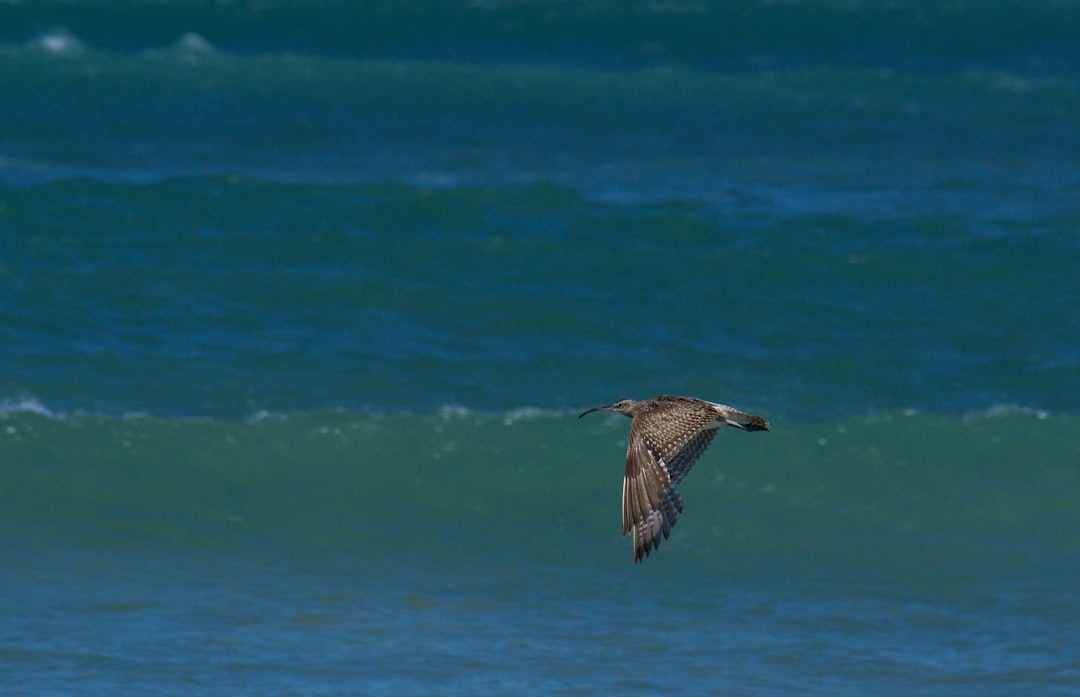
3,408,1079,695
5,407,1077,561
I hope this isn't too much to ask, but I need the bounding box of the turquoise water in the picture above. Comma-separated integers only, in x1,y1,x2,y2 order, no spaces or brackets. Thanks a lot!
3,1,1080,694
3,408,1079,695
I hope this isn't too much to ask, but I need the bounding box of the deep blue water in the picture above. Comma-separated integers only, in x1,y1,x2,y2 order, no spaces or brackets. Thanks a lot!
2,1,1079,695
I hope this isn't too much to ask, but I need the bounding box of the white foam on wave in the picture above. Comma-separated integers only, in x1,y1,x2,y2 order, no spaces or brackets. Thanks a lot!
438,405,474,419
436,405,573,422
36,30,85,54
139,32,217,65
500,407,568,424
175,32,215,54
0,397,58,418
976,404,1052,420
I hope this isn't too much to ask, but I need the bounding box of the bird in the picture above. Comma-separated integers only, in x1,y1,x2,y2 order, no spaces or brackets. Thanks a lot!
579,395,769,563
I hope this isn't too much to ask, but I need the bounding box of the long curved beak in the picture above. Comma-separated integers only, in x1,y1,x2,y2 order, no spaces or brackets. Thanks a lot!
578,405,612,418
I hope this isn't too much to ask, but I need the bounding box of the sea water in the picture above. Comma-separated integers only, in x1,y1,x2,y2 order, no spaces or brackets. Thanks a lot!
2,2,1079,695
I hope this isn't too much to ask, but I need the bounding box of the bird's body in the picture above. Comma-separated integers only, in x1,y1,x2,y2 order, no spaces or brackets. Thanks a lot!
579,395,769,563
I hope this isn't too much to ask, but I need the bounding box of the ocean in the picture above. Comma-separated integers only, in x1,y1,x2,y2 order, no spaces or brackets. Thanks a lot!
2,1,1079,695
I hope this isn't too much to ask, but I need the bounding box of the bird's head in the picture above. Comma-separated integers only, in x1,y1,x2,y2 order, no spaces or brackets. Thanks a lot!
578,399,638,418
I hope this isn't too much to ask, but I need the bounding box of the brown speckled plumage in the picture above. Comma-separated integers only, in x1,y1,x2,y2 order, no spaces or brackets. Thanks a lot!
580,395,769,564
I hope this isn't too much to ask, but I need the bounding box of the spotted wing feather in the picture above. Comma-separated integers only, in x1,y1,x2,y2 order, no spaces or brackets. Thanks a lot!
621,398,722,563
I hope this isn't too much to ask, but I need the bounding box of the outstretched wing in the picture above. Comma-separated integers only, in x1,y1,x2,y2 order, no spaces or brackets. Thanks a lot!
622,432,678,563
621,398,726,563
655,428,717,485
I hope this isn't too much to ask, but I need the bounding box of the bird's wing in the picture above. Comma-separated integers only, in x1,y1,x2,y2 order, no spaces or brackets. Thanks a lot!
659,428,718,484
622,430,682,563
621,401,722,563
645,399,721,485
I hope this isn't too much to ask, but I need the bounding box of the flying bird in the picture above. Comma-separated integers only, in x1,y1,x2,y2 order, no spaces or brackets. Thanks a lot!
579,395,769,563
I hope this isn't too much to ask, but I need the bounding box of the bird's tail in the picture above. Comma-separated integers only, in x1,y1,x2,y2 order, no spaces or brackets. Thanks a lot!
723,409,770,432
